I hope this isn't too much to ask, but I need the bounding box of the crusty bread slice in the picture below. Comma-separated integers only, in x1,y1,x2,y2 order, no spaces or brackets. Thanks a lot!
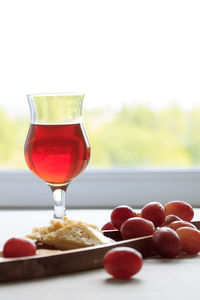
27,217,113,250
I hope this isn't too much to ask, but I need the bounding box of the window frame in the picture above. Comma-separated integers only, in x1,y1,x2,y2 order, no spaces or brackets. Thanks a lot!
0,169,200,208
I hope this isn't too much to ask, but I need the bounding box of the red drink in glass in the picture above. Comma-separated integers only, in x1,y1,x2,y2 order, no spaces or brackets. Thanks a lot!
25,93,90,219
24,123,90,185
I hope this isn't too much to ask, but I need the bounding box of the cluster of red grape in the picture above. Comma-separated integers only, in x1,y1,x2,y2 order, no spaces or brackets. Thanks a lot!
103,200,200,279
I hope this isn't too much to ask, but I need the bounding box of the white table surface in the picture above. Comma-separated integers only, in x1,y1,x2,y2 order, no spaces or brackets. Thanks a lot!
0,209,200,300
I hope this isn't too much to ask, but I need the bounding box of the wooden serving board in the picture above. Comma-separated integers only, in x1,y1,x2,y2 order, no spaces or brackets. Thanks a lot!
0,221,199,282
0,233,154,282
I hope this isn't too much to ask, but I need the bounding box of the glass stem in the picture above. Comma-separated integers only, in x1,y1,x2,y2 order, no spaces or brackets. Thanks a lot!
50,185,69,219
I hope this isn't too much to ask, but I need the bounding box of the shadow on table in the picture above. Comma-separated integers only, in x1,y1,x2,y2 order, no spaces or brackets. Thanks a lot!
104,277,143,285
145,253,199,264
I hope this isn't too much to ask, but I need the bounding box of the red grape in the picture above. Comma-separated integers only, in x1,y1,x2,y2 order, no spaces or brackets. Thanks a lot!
164,200,194,222
120,217,155,240
111,205,137,230
161,214,181,227
3,237,36,258
101,222,116,230
141,202,166,228
103,247,143,279
176,227,200,255
168,220,196,231
152,227,181,258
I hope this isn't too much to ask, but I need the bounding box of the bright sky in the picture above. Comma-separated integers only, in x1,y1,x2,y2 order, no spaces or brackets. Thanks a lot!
0,0,200,116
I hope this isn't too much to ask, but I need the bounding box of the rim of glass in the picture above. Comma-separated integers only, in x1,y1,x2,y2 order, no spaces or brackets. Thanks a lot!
27,92,85,98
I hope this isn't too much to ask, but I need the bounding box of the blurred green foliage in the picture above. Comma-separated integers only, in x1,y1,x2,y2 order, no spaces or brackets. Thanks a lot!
1,102,200,169
0,108,29,169
84,102,200,168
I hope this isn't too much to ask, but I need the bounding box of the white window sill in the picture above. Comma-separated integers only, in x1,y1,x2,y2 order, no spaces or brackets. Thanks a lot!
0,169,200,208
